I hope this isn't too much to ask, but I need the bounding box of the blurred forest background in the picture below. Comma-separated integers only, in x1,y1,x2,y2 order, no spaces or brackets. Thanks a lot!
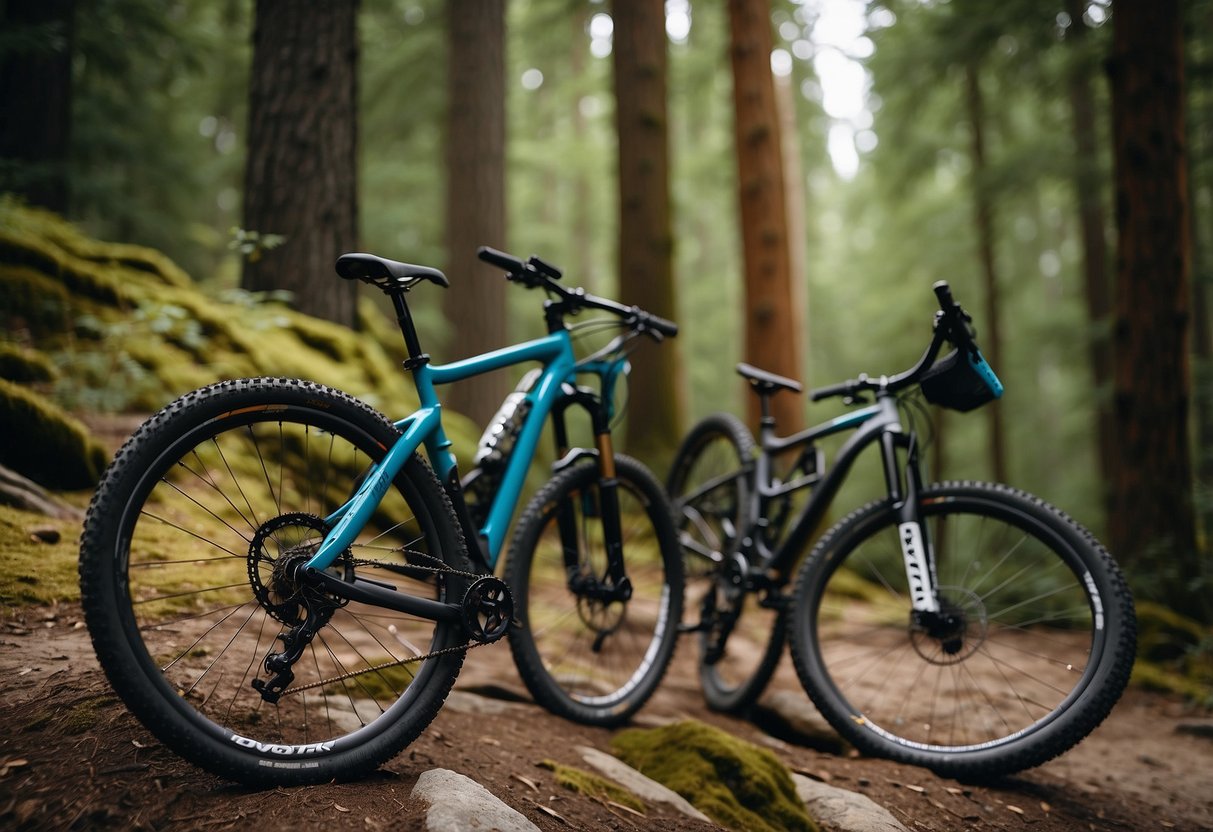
1,0,1211,662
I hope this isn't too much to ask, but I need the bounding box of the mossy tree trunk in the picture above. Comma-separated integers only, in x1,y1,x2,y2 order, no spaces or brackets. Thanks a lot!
241,0,359,329
442,0,508,428
1108,0,1205,622
728,0,803,434
612,0,685,464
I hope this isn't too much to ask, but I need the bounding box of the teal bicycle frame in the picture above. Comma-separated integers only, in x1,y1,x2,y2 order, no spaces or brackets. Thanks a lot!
305,327,630,581
305,331,569,574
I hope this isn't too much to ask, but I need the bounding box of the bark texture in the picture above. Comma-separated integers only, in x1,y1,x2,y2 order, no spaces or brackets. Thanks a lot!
0,0,74,213
1108,0,1202,619
728,0,803,433
613,0,685,462
442,0,508,428
242,0,360,329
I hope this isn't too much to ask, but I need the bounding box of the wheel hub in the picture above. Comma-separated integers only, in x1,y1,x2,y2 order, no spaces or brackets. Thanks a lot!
909,586,987,664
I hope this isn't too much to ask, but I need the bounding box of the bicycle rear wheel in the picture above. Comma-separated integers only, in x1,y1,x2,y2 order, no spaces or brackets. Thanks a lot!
788,481,1135,778
79,378,470,786
506,455,683,726
667,414,783,712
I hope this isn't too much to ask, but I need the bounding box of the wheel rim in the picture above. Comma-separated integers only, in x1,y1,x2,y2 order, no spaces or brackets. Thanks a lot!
112,406,458,753
671,430,746,579
808,496,1103,753
522,474,672,708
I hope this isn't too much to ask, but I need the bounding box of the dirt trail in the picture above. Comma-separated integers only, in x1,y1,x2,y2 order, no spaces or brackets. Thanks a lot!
1,603,1210,831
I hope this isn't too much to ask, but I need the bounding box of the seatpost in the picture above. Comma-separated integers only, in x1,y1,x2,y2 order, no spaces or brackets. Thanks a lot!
389,291,429,371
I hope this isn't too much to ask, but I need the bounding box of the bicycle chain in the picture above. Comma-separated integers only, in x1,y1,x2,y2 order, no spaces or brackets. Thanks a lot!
280,549,494,697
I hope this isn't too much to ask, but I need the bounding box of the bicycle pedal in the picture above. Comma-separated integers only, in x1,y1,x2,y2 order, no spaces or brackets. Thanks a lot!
677,621,708,634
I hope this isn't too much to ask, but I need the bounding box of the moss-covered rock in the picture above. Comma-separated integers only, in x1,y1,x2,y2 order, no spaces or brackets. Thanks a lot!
1133,601,1213,705
611,720,818,832
0,198,480,455
538,760,646,813
0,379,108,489
0,343,58,383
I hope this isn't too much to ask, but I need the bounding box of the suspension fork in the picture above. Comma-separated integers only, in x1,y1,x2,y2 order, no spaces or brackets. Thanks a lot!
548,393,631,601
880,427,940,614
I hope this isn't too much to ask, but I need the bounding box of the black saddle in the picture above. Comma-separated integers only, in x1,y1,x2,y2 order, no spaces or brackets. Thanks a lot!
335,252,449,290
736,363,802,395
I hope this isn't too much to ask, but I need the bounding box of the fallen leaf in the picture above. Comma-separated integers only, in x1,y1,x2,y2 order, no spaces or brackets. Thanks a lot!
0,758,30,777
512,774,539,792
1007,805,1025,815
607,800,646,818
334,803,351,813
132,740,146,749
532,803,567,824
905,784,926,794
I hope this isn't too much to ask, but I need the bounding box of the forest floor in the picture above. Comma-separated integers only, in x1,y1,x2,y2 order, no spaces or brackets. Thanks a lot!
1,599,1211,832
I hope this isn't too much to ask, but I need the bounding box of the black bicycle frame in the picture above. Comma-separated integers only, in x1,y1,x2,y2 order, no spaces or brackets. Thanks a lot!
748,395,926,583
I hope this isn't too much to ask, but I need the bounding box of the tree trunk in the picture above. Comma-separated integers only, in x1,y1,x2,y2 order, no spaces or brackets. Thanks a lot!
0,0,74,213
1186,2,1213,550
728,0,803,433
963,63,1007,484
1108,0,1203,620
612,0,685,464
242,0,360,329
442,0,508,428
1064,0,1115,528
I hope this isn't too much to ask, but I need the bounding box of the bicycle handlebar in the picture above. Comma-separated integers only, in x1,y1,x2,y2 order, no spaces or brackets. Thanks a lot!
476,246,678,340
809,280,976,402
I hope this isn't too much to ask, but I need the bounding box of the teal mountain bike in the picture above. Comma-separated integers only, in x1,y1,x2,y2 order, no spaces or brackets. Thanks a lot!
79,247,684,786
666,282,1135,778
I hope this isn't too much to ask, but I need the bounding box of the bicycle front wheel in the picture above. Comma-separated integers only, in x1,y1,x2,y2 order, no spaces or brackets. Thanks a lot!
667,414,783,712
788,481,1135,778
506,455,683,726
80,378,470,786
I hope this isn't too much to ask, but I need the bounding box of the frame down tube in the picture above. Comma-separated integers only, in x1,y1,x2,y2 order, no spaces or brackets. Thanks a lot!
423,331,577,565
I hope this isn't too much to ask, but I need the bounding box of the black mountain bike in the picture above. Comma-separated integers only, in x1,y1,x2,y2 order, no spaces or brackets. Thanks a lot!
667,282,1135,778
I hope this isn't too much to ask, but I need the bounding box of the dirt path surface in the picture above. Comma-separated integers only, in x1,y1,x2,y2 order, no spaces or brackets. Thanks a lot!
1,602,1210,832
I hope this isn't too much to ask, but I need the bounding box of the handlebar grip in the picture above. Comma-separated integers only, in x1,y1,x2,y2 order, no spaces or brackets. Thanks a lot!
477,246,524,273
933,280,956,311
644,313,679,338
810,381,853,402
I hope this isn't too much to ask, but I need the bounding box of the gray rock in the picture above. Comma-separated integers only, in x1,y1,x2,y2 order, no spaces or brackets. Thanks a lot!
411,768,539,832
576,745,713,823
792,774,908,832
444,690,519,716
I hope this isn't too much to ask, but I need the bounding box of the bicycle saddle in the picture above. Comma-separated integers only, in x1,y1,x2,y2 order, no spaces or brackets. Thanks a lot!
736,363,802,394
335,252,450,289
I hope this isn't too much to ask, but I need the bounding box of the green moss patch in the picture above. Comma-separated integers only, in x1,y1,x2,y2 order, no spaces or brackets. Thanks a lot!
611,720,818,832
0,342,58,383
0,200,480,463
0,503,82,606
538,760,646,813
1134,601,1212,705
0,378,108,489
